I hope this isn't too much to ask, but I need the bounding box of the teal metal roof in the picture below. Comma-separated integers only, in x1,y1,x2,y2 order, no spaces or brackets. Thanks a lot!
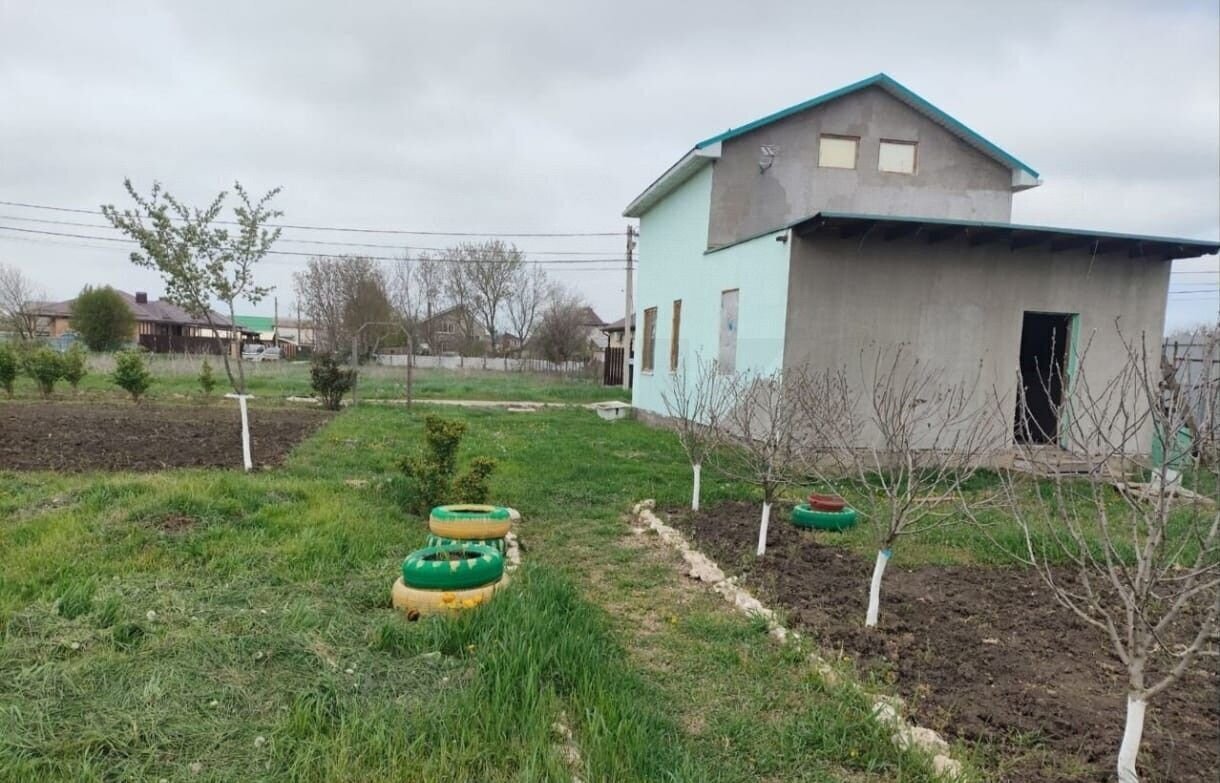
695,73,1040,179
234,315,275,333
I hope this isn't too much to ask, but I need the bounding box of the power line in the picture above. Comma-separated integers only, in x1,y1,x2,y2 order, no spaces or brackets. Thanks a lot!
0,225,627,265
0,213,618,255
0,199,620,238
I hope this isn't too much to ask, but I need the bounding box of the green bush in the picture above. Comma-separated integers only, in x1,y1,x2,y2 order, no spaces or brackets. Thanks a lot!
0,343,17,397
71,285,136,351
112,350,152,402
398,416,498,515
61,343,88,390
310,353,357,410
22,346,64,398
198,358,217,395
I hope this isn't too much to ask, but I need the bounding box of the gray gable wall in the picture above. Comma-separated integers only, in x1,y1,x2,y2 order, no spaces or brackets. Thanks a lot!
707,86,1014,248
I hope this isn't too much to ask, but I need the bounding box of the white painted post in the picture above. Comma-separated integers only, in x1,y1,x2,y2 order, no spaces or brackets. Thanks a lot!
1117,695,1146,783
865,549,892,627
691,463,702,511
225,393,254,472
756,501,771,556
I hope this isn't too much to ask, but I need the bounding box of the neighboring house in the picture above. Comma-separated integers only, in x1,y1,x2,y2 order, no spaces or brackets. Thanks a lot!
601,315,635,349
276,318,317,351
233,315,303,359
623,73,1220,451
417,304,490,355
576,307,608,352
31,290,250,354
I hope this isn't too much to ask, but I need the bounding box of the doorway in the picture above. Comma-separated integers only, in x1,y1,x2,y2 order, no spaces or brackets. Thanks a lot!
1015,311,1074,444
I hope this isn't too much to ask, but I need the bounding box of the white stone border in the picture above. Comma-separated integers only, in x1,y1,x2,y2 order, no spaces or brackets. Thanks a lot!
630,500,963,781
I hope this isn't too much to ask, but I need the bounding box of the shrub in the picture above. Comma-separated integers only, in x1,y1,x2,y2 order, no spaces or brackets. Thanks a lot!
112,350,152,402
310,353,357,410
0,343,16,397
22,346,64,398
198,358,217,395
398,416,498,515
61,343,88,390
71,285,136,351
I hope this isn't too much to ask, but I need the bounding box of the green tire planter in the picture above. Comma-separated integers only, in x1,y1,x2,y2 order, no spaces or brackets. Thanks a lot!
427,533,506,555
429,504,512,539
791,503,858,531
401,543,504,590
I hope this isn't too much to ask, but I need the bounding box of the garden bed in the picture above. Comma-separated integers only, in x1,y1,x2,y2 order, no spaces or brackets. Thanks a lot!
672,501,1219,783
0,402,331,471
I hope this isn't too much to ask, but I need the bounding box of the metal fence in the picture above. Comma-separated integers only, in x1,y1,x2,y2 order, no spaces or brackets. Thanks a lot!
1163,339,1219,453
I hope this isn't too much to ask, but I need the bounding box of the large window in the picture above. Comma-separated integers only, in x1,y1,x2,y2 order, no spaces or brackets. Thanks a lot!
641,307,657,373
669,299,682,372
718,289,738,373
879,140,917,174
818,135,858,169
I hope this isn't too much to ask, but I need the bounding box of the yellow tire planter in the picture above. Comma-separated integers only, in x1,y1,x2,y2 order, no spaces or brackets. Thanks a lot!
428,504,512,540
391,575,508,618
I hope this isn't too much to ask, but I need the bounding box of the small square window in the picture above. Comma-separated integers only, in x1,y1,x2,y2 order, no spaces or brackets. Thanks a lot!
818,135,858,169
879,140,917,174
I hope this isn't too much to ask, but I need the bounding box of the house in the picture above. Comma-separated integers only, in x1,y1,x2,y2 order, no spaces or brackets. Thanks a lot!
601,315,635,349
233,315,304,359
32,290,251,354
416,304,490,355
623,73,1220,450
576,306,608,351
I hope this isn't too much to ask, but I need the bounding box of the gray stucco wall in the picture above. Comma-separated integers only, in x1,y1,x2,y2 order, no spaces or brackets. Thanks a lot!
782,235,1172,450
707,87,1014,248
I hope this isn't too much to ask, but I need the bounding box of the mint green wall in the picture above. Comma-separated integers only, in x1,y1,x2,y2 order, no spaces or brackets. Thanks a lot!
632,164,792,415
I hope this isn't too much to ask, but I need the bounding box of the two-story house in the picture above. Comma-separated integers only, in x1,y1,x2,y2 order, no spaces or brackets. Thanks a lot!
624,73,1218,450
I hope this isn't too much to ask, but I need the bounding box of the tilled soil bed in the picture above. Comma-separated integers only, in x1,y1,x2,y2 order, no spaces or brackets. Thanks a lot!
0,402,332,471
672,501,1219,783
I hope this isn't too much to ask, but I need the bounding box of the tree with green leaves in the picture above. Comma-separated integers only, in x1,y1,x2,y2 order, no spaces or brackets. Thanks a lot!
61,343,88,390
22,346,64,398
0,342,18,397
102,180,281,470
112,350,152,402
70,285,135,351
198,358,216,395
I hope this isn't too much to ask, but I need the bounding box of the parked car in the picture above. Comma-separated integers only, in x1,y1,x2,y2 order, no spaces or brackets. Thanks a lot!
241,344,280,361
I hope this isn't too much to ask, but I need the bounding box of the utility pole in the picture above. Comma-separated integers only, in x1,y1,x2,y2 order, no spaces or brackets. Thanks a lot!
622,224,636,390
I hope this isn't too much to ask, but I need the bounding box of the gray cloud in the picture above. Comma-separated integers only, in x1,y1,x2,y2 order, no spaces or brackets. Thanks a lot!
0,0,1215,330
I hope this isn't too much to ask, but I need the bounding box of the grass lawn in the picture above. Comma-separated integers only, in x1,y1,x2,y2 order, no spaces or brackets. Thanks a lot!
0,405,960,782
4,353,630,405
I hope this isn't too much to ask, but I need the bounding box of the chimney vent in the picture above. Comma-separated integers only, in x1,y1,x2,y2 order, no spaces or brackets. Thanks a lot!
135,292,148,304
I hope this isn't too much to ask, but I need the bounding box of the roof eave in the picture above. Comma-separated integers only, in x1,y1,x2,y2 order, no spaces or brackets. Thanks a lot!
623,143,721,218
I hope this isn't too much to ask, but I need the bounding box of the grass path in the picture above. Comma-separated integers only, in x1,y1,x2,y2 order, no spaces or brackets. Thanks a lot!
0,405,960,781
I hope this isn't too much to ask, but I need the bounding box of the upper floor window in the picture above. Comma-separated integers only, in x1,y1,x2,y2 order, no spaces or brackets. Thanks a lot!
818,135,858,169
879,140,917,174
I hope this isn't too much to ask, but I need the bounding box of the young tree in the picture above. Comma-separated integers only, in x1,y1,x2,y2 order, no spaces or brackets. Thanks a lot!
22,346,64,398
102,180,282,471
310,353,357,411
0,263,44,340
798,345,998,627
971,334,1219,783
112,350,152,403
198,358,217,395
0,342,17,397
61,343,88,390
708,368,808,556
70,285,136,351
661,356,730,511
505,264,548,357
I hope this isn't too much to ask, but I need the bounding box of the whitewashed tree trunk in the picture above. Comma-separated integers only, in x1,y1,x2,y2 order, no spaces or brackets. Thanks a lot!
865,549,891,627
1117,694,1146,783
227,393,254,472
691,463,702,511
756,501,772,556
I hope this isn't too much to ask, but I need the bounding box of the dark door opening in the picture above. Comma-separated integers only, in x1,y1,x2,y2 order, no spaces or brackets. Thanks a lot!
1015,311,1073,444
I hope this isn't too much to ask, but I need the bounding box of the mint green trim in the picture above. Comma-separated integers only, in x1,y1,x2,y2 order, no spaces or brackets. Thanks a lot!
1059,314,1081,450
695,73,1040,179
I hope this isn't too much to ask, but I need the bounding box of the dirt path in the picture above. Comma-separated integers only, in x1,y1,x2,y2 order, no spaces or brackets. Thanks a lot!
672,501,1220,783
0,402,331,471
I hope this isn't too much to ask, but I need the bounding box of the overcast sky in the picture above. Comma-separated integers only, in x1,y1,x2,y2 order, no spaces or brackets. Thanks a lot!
1,0,1216,332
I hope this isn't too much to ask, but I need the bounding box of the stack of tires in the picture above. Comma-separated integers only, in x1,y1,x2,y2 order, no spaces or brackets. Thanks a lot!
392,504,514,618
791,492,858,531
